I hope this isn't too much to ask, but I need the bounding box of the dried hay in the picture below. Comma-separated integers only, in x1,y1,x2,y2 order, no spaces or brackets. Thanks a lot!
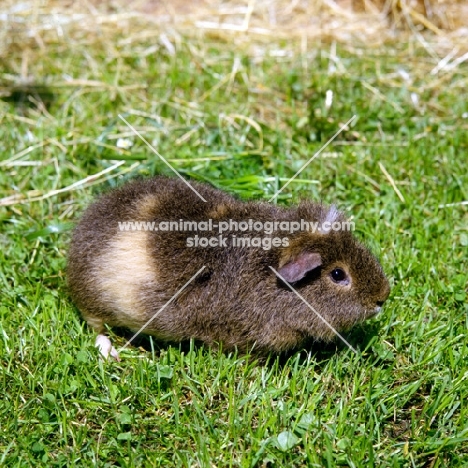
1,0,467,101
1,0,467,55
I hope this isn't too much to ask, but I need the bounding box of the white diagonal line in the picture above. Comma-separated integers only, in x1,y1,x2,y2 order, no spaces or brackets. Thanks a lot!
268,115,357,202
438,200,468,208
119,266,206,352
269,266,358,354
118,114,207,202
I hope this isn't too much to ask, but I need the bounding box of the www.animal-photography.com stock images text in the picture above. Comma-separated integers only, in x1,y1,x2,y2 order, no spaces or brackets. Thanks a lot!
1,1,467,466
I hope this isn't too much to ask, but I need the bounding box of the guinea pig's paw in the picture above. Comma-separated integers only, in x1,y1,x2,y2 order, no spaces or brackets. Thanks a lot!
95,334,120,361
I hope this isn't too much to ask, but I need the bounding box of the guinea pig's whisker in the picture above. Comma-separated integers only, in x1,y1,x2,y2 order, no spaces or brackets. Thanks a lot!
119,266,206,353
118,114,208,203
269,266,359,354
268,114,357,203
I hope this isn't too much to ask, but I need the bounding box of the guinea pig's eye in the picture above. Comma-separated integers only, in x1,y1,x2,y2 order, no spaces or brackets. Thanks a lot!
330,268,348,284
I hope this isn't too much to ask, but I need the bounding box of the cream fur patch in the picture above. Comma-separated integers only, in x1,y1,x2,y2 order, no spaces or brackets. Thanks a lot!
208,203,229,219
137,194,159,220
94,230,156,324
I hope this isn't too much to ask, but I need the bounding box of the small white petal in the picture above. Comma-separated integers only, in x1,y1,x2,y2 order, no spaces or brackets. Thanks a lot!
116,138,133,149
95,334,120,361
325,90,333,109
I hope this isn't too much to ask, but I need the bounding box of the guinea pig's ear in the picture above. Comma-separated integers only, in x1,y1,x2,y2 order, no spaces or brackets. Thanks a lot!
277,252,322,283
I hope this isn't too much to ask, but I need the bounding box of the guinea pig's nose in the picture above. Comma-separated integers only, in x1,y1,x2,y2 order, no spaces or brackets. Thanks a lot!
377,281,391,305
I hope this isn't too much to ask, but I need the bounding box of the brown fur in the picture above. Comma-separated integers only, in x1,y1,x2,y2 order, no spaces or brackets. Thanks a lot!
67,176,390,354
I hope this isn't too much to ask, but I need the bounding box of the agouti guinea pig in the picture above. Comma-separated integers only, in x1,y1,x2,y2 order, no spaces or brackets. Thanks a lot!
67,176,390,359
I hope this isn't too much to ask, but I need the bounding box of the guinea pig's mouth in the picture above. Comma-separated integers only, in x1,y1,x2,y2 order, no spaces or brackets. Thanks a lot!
366,306,382,319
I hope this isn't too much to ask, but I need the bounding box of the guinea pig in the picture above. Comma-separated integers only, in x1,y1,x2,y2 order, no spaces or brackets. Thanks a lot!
67,176,390,359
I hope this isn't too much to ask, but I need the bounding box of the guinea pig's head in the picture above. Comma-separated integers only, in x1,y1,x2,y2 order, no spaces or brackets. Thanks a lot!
276,204,390,338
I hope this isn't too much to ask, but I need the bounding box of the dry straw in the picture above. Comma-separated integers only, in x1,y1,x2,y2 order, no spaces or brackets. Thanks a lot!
1,0,467,56
1,0,466,104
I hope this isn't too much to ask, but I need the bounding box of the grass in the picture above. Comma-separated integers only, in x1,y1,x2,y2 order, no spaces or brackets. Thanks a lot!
1,1,468,466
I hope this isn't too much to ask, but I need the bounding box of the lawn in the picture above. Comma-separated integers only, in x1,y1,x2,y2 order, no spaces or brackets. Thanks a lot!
0,1,467,466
